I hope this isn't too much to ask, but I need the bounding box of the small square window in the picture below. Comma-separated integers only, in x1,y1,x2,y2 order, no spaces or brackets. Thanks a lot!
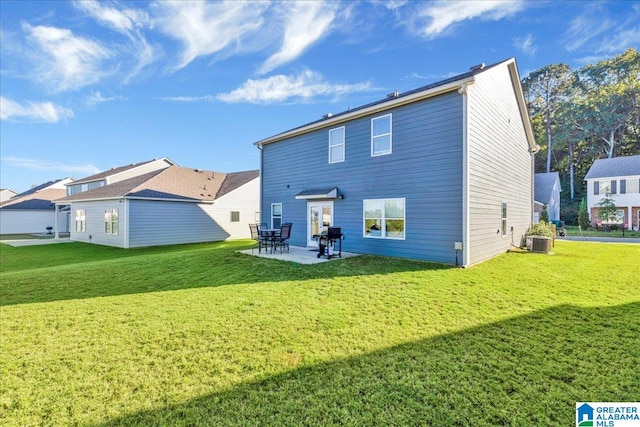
231,211,240,222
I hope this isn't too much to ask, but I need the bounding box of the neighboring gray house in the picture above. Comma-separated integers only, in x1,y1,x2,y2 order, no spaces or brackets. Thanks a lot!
255,58,538,267
584,155,640,230
56,165,260,248
52,157,177,237
0,178,74,234
534,172,561,223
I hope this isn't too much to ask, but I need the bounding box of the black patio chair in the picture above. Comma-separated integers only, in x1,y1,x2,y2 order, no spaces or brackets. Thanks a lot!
249,223,268,253
274,223,292,253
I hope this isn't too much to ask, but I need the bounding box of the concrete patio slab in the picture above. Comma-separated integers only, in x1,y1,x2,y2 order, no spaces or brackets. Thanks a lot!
238,245,360,264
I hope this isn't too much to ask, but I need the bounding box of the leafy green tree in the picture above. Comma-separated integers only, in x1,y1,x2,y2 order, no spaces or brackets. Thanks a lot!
540,204,549,223
578,198,590,229
522,64,574,173
596,192,619,224
572,48,640,158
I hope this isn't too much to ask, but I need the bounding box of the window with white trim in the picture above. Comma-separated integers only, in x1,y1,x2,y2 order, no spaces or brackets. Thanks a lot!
501,202,508,236
328,126,345,163
371,114,392,156
271,203,282,229
104,209,119,235
625,179,639,193
75,209,86,232
363,198,405,239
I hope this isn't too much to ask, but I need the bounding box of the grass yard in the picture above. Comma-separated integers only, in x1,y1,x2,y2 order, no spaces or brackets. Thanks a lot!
1,240,638,426
564,225,640,238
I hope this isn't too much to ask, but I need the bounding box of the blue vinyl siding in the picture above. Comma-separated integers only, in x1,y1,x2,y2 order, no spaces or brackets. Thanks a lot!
261,91,464,263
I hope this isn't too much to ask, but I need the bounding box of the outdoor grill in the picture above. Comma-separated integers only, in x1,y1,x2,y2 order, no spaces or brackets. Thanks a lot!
316,227,343,259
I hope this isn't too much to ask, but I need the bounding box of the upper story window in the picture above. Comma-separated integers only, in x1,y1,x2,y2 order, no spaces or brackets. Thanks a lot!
328,127,345,163
594,180,610,195
371,114,392,156
625,178,639,194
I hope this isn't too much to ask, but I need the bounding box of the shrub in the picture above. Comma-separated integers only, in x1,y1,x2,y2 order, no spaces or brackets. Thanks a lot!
540,204,549,223
578,198,590,230
526,222,556,238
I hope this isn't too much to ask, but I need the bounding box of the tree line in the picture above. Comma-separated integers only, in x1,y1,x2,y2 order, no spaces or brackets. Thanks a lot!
521,48,639,224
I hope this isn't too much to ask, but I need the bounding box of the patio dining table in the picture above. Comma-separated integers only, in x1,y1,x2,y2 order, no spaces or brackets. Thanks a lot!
259,228,281,253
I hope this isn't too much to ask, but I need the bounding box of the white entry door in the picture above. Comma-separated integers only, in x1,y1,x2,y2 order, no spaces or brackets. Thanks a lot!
307,202,333,246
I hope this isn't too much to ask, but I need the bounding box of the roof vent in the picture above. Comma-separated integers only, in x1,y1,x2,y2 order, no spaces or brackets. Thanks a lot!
323,113,332,119
470,63,485,71
387,91,399,98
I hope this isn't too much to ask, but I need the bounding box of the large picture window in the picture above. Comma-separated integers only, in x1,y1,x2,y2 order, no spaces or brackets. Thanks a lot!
328,126,345,163
75,209,86,232
364,198,405,239
371,114,392,156
104,209,119,235
271,203,282,229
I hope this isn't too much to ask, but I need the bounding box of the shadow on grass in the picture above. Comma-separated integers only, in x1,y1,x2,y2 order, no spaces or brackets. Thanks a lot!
94,303,639,427
0,240,451,306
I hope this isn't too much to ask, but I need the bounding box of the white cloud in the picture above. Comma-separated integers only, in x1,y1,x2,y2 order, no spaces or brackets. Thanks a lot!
73,1,155,82
258,1,339,75
22,22,114,92
513,34,537,56
155,95,216,103
2,156,100,176
152,1,268,71
407,1,525,39
564,4,639,54
0,97,74,122
216,70,374,104
85,91,127,107
73,0,149,33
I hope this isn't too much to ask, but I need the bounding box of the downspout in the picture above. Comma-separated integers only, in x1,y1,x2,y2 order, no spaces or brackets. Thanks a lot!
54,203,59,239
257,142,263,224
529,144,540,225
458,81,473,267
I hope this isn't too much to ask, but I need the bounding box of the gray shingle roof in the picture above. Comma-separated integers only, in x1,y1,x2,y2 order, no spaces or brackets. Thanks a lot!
71,158,175,185
584,155,640,180
57,166,259,203
534,172,559,204
0,188,67,210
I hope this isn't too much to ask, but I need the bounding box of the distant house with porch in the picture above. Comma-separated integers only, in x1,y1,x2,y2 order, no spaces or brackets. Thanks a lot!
584,155,640,230
534,172,561,223
57,165,259,248
255,58,538,267
0,178,74,234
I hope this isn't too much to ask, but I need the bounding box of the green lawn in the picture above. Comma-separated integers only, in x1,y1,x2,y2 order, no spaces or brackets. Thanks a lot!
1,240,638,426
564,225,640,238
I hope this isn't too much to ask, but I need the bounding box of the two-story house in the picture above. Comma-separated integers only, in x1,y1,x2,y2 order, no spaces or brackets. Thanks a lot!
56,165,260,248
254,58,538,267
584,155,640,230
534,172,561,223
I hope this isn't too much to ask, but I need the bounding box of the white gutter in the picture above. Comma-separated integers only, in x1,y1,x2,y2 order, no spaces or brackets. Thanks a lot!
255,77,475,147
55,196,215,204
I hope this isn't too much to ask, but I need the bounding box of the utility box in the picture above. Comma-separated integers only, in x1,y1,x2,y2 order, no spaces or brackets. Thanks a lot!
531,236,551,254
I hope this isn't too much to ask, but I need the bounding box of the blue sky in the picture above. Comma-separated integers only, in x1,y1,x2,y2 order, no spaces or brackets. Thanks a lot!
1,1,639,193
